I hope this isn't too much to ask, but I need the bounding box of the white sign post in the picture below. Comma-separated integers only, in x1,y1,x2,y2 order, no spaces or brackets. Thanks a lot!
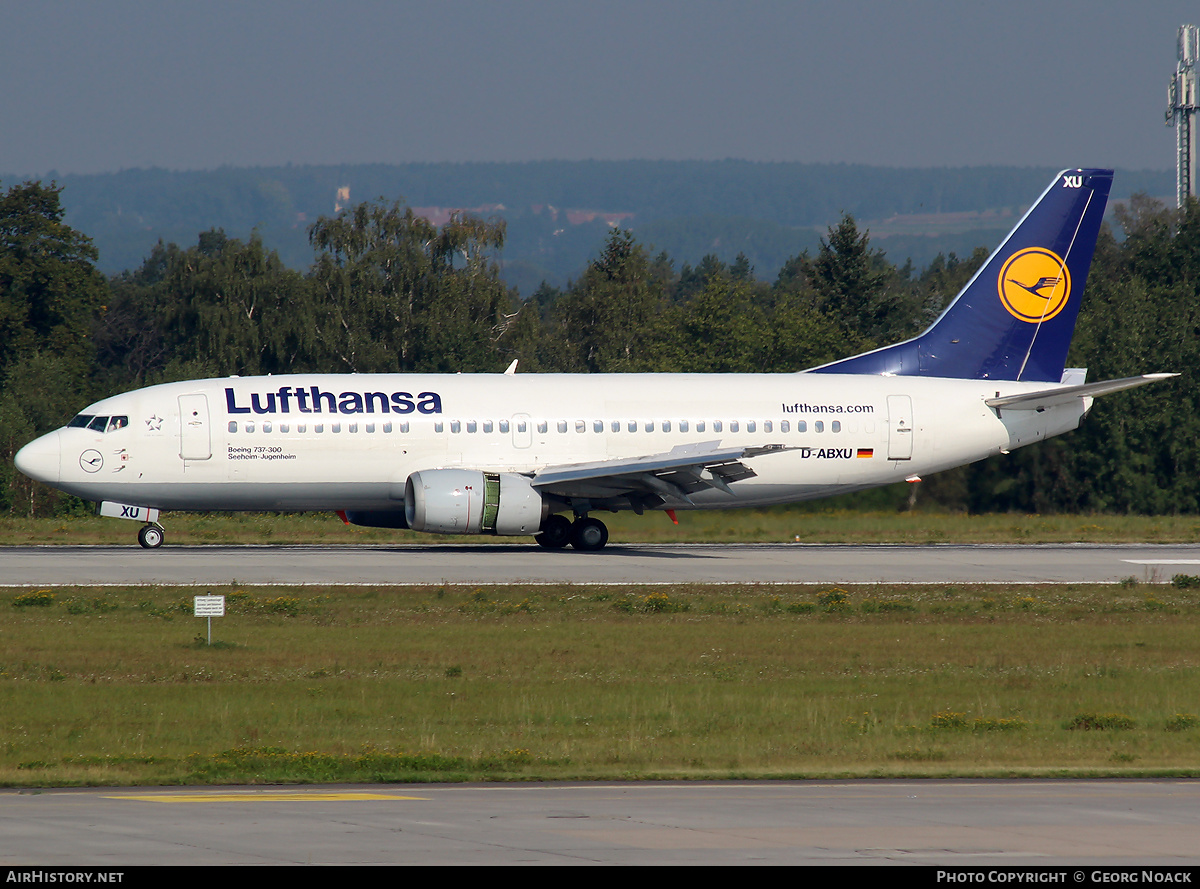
193,595,225,645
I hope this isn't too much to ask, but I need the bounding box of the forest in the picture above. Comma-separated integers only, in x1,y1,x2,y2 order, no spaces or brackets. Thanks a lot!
1,178,1196,518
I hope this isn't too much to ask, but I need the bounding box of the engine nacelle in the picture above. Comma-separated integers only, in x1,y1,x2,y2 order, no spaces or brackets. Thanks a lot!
404,469,546,536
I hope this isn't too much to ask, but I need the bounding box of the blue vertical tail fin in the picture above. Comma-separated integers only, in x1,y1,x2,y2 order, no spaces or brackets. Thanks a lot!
810,168,1113,382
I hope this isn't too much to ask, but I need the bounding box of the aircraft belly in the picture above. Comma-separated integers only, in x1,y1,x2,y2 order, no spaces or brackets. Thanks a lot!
55,480,395,512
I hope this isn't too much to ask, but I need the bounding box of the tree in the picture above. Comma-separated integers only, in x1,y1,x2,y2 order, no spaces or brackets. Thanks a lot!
96,232,313,385
0,181,106,379
802,214,915,345
551,229,665,372
0,180,108,515
308,201,514,373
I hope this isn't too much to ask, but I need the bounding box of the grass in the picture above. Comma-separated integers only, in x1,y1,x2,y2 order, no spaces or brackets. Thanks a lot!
2,582,1200,785
5,508,1200,545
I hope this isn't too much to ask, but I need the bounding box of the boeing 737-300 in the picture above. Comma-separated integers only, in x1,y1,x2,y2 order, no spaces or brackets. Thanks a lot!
14,169,1175,550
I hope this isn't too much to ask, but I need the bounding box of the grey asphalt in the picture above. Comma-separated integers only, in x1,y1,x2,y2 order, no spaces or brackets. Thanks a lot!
2,542,1199,586
5,548,1199,866
2,780,1198,866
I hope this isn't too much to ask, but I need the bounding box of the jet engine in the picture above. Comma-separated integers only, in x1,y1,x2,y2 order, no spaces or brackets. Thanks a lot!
404,469,546,535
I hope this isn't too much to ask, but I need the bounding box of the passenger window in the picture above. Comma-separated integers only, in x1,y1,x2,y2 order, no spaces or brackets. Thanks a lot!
781,420,790,433
815,421,824,433
832,420,841,433
434,422,443,433
450,421,461,433
332,423,341,433
575,420,586,433
797,420,807,433
536,421,547,434
557,421,567,433
281,423,290,433
663,420,671,432
247,422,256,433
679,420,689,432
645,421,655,432
398,422,408,433
763,421,772,433
730,421,739,433
483,420,493,433
499,420,510,433
298,423,307,433
347,423,356,433
264,422,273,433
314,424,323,433
593,420,603,433
466,421,477,433
713,420,722,432
746,421,755,433
611,420,620,432
628,421,637,432
228,421,238,433
696,421,705,433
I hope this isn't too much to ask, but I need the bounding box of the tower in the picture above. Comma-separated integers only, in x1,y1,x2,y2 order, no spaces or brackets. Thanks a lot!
1166,24,1200,207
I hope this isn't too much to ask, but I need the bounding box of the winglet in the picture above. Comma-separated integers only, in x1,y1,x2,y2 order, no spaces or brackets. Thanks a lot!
503,359,518,375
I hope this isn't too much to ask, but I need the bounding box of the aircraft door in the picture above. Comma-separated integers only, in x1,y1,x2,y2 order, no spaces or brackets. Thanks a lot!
178,394,212,460
886,395,913,460
512,413,532,449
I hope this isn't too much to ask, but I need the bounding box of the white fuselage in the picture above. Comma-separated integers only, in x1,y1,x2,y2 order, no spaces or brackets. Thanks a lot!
22,372,1088,514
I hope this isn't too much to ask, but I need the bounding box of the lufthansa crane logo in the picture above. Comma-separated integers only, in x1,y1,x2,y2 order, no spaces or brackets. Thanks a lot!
997,247,1071,323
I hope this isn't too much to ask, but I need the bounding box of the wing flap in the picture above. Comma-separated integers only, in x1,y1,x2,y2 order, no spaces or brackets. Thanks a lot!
531,441,786,502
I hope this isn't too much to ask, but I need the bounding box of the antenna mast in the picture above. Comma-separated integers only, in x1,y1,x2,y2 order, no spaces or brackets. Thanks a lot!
1167,24,1200,207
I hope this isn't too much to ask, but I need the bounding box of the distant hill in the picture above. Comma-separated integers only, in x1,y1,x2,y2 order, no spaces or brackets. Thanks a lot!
3,161,1173,291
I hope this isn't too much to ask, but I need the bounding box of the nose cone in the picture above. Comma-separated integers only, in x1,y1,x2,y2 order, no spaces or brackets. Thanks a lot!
14,430,61,484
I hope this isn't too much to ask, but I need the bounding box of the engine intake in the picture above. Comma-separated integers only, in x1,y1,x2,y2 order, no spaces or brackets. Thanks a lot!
404,469,546,535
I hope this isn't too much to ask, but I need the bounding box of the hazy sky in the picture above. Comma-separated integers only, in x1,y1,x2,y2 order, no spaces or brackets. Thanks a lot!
1,0,1195,175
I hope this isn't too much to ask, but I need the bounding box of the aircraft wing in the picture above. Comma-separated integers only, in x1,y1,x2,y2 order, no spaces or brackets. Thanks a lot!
985,374,1177,411
530,441,787,504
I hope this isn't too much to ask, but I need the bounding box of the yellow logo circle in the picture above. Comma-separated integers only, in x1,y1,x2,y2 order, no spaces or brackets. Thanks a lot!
997,248,1071,323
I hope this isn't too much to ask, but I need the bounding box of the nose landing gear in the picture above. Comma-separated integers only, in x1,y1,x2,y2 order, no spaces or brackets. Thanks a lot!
137,523,165,549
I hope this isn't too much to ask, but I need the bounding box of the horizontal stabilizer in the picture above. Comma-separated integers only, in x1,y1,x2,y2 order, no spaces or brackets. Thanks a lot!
984,374,1178,411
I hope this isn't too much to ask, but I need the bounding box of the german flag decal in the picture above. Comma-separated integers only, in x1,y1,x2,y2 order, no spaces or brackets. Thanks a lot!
856,448,874,458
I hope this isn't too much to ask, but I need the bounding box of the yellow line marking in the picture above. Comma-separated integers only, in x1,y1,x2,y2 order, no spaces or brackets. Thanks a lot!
108,792,428,803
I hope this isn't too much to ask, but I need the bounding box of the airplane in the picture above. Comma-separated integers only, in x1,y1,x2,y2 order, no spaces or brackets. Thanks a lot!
13,168,1175,551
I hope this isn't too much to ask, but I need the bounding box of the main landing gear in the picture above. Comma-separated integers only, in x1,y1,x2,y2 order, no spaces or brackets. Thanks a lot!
137,523,165,549
535,514,609,551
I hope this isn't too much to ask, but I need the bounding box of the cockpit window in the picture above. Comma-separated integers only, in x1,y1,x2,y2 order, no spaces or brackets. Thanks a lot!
68,414,127,433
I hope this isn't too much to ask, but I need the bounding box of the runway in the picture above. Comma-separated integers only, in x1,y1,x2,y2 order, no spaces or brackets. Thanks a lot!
3,542,1200,586
3,780,1199,865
